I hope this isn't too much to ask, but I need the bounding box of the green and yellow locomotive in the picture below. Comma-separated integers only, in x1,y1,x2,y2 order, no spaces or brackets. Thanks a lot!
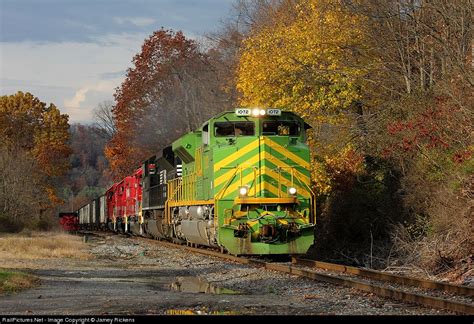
140,108,316,255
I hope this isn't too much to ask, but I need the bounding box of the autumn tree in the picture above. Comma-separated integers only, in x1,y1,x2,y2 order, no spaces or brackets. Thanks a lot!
205,0,292,102
107,29,232,179
347,0,473,270
0,91,72,230
236,0,369,194
0,147,49,231
57,123,113,214
93,100,117,141
234,0,472,271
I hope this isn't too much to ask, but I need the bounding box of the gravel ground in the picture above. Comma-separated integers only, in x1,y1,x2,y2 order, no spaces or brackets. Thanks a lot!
0,232,458,315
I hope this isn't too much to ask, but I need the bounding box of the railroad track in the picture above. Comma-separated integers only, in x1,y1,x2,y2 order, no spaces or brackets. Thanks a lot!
82,231,474,314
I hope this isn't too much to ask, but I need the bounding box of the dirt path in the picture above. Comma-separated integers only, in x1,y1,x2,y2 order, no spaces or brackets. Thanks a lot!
0,232,452,315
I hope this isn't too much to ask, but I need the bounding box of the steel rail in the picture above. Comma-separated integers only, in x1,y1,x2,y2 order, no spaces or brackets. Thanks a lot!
83,231,474,314
293,257,474,297
131,236,474,315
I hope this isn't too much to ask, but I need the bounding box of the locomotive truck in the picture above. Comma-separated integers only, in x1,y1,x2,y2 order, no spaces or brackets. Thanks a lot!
73,108,316,255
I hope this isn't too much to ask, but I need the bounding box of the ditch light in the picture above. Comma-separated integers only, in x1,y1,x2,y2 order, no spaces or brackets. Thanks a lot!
239,186,249,197
288,187,297,196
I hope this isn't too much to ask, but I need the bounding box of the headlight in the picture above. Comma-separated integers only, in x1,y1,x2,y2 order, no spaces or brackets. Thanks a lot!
252,108,260,116
288,187,297,196
239,186,249,197
259,109,266,116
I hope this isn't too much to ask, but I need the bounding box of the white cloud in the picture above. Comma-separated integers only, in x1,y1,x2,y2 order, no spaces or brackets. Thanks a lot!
114,17,156,27
0,33,147,123
65,80,119,110
64,86,90,109
63,80,119,122
0,30,202,123
63,19,97,32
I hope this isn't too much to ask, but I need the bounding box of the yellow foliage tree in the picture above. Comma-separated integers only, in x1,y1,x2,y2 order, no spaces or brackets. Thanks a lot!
0,91,72,206
236,0,368,194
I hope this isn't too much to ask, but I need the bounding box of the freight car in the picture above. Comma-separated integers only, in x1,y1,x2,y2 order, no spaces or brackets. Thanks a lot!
69,108,316,255
58,212,79,232
76,195,108,231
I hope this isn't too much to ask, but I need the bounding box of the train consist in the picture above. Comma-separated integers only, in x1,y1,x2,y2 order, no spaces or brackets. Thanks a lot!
69,108,316,255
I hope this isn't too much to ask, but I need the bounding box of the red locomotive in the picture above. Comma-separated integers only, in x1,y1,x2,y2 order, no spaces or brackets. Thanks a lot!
70,168,143,233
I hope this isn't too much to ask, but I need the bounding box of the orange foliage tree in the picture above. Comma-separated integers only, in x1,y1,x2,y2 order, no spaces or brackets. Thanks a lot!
0,91,72,207
107,29,229,179
107,30,197,179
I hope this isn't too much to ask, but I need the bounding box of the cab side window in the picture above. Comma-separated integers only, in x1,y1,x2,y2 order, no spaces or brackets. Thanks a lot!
202,123,209,145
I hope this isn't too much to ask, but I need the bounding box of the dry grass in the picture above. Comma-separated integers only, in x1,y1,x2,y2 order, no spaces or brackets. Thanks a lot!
0,270,39,294
390,177,473,282
0,231,91,261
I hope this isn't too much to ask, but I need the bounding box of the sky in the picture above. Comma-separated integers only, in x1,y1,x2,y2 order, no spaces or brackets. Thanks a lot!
0,0,235,123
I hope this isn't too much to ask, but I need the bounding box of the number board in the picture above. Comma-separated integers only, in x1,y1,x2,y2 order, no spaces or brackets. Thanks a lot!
235,108,251,116
266,109,281,116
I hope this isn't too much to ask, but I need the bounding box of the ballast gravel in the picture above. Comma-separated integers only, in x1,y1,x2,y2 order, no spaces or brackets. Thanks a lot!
0,232,457,315
89,233,454,315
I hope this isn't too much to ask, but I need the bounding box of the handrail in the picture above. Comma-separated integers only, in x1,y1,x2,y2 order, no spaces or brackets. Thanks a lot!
216,165,307,200
293,171,316,224
164,165,315,224
271,166,295,198
215,168,239,200
167,173,198,203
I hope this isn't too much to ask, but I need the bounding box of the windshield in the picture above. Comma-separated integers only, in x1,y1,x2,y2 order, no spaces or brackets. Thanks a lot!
262,121,300,136
214,121,255,137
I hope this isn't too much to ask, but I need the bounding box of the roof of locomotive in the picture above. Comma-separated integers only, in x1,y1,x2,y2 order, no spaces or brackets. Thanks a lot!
211,109,298,119
198,109,310,131
198,109,305,128
139,109,311,171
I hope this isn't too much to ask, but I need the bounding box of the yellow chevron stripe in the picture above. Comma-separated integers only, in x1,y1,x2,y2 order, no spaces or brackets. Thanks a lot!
260,181,309,199
265,137,310,169
261,180,279,197
221,177,308,199
213,139,260,172
217,172,257,199
223,180,276,199
214,153,260,188
216,168,309,199
214,159,310,197
262,166,310,196
263,164,310,186
263,151,311,185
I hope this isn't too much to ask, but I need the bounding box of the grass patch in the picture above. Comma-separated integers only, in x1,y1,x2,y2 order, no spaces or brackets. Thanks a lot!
0,232,90,260
0,270,39,294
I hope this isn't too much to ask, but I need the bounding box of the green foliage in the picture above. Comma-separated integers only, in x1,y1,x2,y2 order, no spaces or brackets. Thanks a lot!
312,157,404,264
0,271,38,294
77,186,105,201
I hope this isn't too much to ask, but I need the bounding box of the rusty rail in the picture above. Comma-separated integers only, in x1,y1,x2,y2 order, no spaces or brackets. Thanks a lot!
149,240,474,314
264,262,474,315
294,257,474,297
90,231,474,315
